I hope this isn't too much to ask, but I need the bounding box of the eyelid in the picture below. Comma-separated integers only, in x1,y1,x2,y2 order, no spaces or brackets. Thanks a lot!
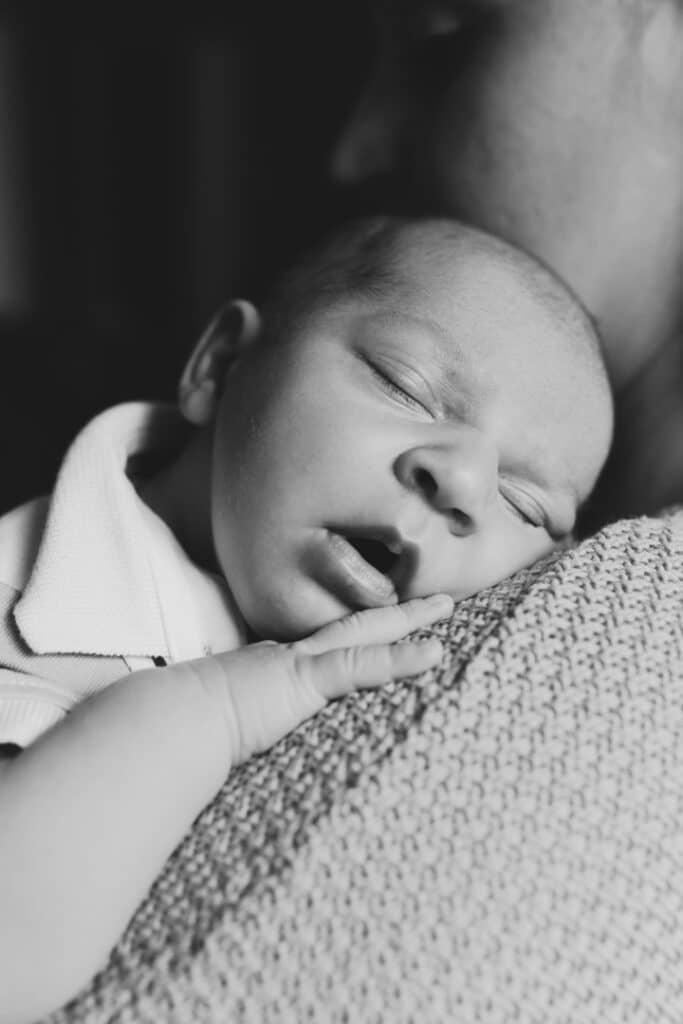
366,358,436,417
498,478,546,529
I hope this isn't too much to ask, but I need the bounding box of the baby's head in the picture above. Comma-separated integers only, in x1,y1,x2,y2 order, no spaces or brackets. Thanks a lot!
179,216,613,639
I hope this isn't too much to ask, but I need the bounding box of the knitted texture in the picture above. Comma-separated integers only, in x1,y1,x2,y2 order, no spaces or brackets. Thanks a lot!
46,513,683,1024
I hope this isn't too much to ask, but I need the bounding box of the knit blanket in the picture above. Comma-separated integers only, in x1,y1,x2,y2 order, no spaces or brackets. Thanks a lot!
47,512,683,1024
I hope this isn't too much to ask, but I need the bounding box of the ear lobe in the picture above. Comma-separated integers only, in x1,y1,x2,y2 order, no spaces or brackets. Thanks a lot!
179,300,262,425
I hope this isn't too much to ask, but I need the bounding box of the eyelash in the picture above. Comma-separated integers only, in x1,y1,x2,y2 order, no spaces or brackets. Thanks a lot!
369,362,432,416
500,492,540,529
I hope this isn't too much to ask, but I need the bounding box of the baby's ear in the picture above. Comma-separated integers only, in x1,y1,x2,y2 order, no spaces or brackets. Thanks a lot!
178,300,262,425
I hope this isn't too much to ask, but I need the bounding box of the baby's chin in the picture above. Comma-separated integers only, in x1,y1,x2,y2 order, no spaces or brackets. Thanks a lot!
242,580,357,642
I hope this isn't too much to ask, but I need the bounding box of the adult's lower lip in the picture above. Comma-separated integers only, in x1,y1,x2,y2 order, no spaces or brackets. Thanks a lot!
306,530,398,610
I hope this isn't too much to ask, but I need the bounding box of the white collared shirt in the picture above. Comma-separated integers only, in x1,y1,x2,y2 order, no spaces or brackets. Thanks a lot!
0,402,246,746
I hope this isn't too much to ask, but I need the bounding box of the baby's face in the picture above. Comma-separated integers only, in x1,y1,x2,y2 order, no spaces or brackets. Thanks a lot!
210,251,611,639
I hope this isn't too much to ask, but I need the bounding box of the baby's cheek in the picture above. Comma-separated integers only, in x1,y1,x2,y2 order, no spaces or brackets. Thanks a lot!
456,529,557,597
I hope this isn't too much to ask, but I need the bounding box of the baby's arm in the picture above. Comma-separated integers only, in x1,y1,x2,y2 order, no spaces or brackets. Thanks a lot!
0,595,451,1024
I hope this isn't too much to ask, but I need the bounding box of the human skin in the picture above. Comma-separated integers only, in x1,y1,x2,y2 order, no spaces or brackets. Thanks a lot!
0,225,608,1017
163,228,611,641
0,598,449,1024
332,0,683,388
329,0,683,520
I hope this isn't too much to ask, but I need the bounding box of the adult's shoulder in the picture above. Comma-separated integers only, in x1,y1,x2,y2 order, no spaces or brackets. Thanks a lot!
41,511,683,1023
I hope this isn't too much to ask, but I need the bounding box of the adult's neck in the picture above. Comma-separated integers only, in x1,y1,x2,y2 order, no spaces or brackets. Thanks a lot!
575,140,683,524
589,191,683,391
582,322,683,531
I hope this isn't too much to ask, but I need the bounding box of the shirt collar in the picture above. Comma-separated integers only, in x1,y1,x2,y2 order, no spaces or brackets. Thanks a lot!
14,402,246,659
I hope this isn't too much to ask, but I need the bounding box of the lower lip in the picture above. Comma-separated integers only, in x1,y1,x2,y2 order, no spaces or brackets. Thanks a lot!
306,530,398,610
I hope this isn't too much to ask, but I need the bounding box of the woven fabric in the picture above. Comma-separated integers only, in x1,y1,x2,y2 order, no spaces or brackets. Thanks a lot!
46,512,683,1024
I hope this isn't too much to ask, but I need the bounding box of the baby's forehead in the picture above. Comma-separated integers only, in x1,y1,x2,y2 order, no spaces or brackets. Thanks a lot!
388,241,570,360
391,227,531,303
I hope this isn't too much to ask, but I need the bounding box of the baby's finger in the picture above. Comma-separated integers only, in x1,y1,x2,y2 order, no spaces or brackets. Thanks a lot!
301,636,444,702
300,594,454,655
221,635,444,766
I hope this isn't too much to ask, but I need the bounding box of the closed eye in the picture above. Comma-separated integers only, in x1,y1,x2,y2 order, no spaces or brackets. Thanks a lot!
499,491,542,528
367,360,433,417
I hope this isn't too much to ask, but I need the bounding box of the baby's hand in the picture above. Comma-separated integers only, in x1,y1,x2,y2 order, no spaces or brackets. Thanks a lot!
179,594,453,767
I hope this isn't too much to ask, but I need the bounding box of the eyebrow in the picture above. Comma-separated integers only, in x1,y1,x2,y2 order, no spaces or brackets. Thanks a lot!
359,308,470,373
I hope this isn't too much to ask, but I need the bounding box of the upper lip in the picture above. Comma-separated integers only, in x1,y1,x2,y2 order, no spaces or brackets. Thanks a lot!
330,525,418,586
335,525,404,555
342,525,404,553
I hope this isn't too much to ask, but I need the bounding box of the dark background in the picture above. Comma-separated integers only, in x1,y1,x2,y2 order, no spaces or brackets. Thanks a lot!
0,3,376,512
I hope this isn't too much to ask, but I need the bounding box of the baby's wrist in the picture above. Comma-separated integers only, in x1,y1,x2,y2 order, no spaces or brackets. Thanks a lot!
164,657,242,772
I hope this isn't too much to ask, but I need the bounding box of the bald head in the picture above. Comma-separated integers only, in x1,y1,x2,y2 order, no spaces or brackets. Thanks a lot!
261,215,614,513
265,215,610,403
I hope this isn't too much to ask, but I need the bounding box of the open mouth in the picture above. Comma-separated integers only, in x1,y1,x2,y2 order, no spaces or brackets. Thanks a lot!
344,535,401,578
312,528,408,609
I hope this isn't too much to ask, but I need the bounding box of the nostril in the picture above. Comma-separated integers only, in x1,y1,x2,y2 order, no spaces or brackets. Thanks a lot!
451,509,472,533
412,469,472,530
405,461,476,531
413,467,437,500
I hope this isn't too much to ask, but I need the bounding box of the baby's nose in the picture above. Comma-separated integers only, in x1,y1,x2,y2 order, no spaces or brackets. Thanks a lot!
394,436,498,535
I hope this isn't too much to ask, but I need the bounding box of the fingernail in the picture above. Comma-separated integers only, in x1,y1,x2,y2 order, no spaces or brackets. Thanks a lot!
419,638,443,657
427,593,454,613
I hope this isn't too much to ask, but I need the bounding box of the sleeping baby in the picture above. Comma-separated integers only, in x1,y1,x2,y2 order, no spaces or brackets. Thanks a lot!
0,216,613,1021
